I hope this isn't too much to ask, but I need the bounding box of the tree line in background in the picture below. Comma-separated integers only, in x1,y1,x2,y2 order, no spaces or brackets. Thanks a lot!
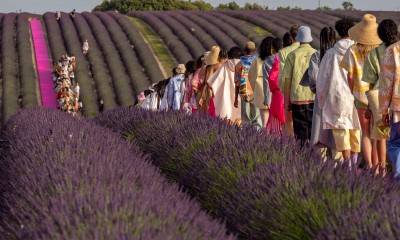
93,0,357,13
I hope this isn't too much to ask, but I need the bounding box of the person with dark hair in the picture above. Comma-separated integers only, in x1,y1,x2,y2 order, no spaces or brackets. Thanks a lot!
218,49,228,64
335,17,356,38
362,19,398,175
278,24,299,137
228,46,244,59
282,32,293,48
190,52,206,113
234,41,261,127
264,38,285,134
340,14,382,170
305,27,337,155
207,47,244,123
317,17,359,168
180,60,196,113
249,36,274,128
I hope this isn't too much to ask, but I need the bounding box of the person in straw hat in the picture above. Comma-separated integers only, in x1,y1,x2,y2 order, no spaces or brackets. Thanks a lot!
162,64,186,111
196,46,221,115
282,26,316,146
379,38,400,179
234,41,262,128
278,25,299,137
362,19,398,175
316,17,358,167
340,14,382,170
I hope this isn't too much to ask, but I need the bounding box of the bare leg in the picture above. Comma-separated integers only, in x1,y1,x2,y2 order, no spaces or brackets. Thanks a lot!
259,109,270,128
357,108,373,169
377,139,387,175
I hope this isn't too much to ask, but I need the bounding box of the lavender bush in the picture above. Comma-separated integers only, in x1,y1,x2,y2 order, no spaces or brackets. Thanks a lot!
58,12,99,116
1,13,20,123
192,11,248,48
169,12,218,51
0,107,234,239
154,11,206,58
180,12,237,50
318,194,400,239
94,107,400,239
72,13,118,110
108,11,164,84
129,11,193,63
95,11,150,93
17,13,38,107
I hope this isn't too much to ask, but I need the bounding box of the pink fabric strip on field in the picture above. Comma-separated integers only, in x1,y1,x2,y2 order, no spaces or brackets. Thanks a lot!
30,18,57,108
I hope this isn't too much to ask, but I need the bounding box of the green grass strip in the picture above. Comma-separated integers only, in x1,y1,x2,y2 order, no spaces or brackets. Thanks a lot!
241,20,271,36
127,16,177,78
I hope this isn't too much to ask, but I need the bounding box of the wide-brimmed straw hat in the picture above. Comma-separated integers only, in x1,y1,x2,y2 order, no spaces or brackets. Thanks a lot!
295,26,313,43
176,64,186,74
349,14,382,45
204,46,220,65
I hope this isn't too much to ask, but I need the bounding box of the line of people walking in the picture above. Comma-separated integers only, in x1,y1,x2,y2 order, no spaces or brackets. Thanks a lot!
137,14,400,178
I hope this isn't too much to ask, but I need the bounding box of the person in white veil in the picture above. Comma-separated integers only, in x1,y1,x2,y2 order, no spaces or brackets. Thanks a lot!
208,46,244,124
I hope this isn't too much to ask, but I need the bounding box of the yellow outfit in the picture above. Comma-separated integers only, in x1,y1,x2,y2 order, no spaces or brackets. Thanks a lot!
332,129,361,153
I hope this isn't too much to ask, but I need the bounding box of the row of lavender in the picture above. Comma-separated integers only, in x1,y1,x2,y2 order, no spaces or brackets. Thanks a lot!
128,10,262,63
1,13,40,124
0,107,234,239
42,12,165,115
0,12,165,123
94,107,400,239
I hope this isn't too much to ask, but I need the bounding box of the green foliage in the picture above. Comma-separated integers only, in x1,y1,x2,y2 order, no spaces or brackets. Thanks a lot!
243,3,268,10
93,0,213,14
94,0,269,12
216,1,240,10
277,5,302,10
342,1,354,10
317,5,332,10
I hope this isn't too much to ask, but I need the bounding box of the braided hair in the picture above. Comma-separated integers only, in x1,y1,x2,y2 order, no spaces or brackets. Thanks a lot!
320,27,337,60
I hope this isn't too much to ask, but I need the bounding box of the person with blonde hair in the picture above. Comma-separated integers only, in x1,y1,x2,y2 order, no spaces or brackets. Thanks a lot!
340,14,382,170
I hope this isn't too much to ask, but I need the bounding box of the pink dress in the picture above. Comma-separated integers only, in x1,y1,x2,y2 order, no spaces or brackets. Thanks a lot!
267,55,285,134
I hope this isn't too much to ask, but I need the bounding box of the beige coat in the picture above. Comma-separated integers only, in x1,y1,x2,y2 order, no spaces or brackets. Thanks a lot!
249,57,268,110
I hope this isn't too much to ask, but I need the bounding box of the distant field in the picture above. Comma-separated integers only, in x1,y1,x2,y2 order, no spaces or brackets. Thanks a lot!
0,10,399,124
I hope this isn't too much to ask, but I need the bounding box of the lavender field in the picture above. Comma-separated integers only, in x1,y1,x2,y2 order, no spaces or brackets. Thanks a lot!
1,10,400,239
1,10,399,125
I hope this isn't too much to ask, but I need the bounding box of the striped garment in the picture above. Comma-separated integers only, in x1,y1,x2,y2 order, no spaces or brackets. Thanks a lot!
340,44,372,105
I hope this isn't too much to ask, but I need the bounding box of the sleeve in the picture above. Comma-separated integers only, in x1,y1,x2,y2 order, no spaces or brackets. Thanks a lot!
268,55,280,93
362,51,379,85
316,53,330,109
379,47,396,115
235,63,242,86
247,60,258,90
262,60,271,105
307,52,320,93
340,46,355,73
283,54,294,108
